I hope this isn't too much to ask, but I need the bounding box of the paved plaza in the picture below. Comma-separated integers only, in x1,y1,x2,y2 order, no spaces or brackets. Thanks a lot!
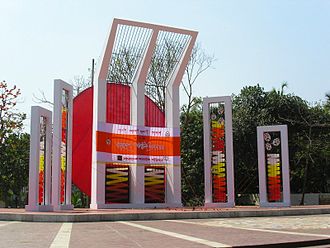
1,214,330,247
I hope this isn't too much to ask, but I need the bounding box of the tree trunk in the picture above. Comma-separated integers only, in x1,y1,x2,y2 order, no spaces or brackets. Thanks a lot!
300,126,313,206
300,158,309,205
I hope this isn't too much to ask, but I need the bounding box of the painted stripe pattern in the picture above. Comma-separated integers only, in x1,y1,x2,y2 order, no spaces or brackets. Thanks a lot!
105,164,129,203
60,99,69,204
39,116,47,205
267,154,281,201
39,155,45,204
264,132,282,202
145,166,165,203
210,103,227,203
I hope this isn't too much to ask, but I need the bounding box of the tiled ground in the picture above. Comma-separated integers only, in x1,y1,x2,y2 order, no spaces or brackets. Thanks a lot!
0,215,330,247
194,215,330,230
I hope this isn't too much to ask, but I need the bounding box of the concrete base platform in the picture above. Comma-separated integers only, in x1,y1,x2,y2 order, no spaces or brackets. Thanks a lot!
1,205,330,222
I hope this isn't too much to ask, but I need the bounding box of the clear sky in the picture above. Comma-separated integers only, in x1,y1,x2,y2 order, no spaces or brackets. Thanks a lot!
1,0,330,130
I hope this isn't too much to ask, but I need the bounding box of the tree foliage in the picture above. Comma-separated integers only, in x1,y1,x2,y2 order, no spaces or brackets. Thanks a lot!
232,84,330,197
180,98,204,206
0,81,29,207
0,133,30,207
180,84,330,206
0,81,25,144
182,44,214,118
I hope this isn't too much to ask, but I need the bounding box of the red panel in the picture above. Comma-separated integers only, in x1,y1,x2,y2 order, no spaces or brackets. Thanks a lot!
38,172,44,204
72,83,165,196
268,175,281,201
212,176,227,202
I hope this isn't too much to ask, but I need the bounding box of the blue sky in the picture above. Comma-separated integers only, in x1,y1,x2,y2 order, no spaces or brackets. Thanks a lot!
1,0,329,129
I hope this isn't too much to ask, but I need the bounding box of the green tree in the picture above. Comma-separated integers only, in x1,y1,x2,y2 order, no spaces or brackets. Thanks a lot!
286,103,330,204
179,84,330,206
0,81,25,145
180,98,204,206
232,84,330,203
232,84,271,194
0,133,30,207
0,81,29,207
325,93,330,113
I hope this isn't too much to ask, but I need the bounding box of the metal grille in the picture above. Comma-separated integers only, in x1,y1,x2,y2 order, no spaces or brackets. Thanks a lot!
106,23,191,114
145,31,191,112
107,24,152,84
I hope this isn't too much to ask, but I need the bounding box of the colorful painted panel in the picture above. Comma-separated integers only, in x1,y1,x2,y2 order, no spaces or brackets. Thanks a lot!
38,117,46,205
210,103,227,202
61,90,69,204
145,166,165,203
105,164,129,203
264,131,283,202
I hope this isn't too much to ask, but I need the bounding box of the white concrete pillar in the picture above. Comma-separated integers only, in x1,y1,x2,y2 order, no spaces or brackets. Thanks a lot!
129,29,159,205
90,77,107,209
25,106,53,212
165,84,182,206
52,79,73,210
90,20,118,209
203,96,235,208
257,125,291,207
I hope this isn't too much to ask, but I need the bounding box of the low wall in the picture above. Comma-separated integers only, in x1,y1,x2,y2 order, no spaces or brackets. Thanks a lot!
236,193,330,206
320,193,330,205
291,194,319,205
291,193,330,205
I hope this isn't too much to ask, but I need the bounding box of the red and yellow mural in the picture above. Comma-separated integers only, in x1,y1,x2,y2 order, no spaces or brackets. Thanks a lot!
210,105,227,202
61,96,69,204
38,117,46,205
264,132,282,202
105,164,129,203
38,154,45,204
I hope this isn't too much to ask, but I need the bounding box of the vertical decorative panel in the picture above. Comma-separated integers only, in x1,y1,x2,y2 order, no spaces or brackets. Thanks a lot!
257,125,290,207
210,103,227,202
204,96,235,208
264,131,282,202
26,106,53,211
145,166,165,203
38,116,46,205
60,90,69,204
105,164,129,203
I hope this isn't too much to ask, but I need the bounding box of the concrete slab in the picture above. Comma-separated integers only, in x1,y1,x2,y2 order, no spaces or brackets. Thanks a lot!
1,205,330,222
